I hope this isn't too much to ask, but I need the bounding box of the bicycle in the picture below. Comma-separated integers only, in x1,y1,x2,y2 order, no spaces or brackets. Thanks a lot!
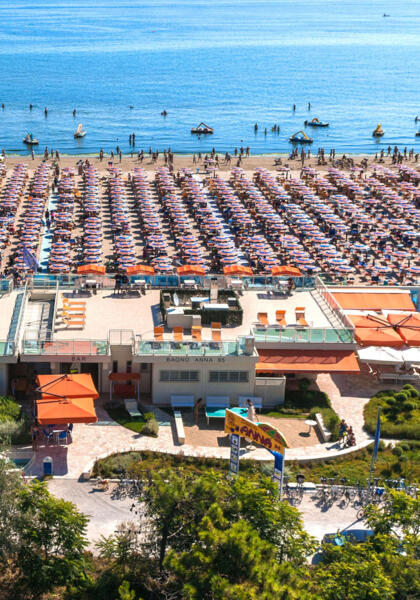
315,477,329,504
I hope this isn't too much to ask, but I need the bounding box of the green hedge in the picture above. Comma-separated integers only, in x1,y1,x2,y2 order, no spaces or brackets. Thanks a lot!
0,396,31,445
364,385,420,440
284,389,331,410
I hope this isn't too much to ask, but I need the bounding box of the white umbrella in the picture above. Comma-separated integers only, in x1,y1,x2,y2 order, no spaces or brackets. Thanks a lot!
357,346,404,365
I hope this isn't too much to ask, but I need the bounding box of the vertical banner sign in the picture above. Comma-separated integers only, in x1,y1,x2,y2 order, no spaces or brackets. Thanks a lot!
270,449,285,499
229,433,240,475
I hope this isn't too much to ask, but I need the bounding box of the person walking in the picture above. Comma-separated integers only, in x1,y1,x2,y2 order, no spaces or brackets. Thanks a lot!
194,397,203,425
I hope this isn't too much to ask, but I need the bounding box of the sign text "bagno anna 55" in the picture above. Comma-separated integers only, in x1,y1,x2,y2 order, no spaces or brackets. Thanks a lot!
224,409,287,454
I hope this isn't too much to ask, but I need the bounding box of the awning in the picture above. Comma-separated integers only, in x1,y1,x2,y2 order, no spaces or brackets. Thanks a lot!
333,292,415,312
271,265,302,277
126,264,155,275
256,349,360,374
223,265,253,276
177,265,206,275
108,372,140,381
402,347,420,364
77,264,105,275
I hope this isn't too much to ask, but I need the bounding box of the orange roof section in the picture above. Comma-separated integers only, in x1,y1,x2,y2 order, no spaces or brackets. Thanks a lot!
256,349,360,373
333,292,415,312
36,374,99,399
36,396,97,424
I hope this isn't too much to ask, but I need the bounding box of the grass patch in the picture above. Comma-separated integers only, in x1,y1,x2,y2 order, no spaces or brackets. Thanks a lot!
105,404,159,437
364,385,420,440
93,443,420,484
263,409,307,419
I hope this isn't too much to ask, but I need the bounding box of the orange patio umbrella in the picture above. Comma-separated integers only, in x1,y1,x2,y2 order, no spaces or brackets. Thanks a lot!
223,265,253,276
36,396,97,425
77,264,105,275
271,265,302,277
177,265,206,275
354,326,404,347
348,314,389,328
126,264,155,275
36,374,99,400
387,313,420,346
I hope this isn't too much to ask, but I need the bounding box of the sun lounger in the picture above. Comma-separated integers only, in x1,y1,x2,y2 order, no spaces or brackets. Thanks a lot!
124,398,143,418
63,316,86,329
276,310,286,326
257,312,269,326
211,322,222,330
295,307,309,327
173,326,183,341
154,326,164,341
192,326,202,341
170,395,195,409
211,328,221,342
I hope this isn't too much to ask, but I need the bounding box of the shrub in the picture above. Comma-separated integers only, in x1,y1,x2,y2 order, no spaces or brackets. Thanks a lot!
0,396,21,422
364,388,420,440
403,401,417,412
392,446,403,457
298,377,311,393
309,406,340,442
397,442,410,451
395,392,408,403
141,417,159,437
285,389,330,410
402,384,419,399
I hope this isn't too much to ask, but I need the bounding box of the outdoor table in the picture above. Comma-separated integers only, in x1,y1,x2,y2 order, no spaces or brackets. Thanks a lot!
205,406,248,421
304,419,317,434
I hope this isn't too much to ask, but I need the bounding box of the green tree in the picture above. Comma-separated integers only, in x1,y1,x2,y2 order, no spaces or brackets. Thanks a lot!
15,480,90,596
0,457,24,562
364,489,420,538
316,544,394,600
166,505,319,600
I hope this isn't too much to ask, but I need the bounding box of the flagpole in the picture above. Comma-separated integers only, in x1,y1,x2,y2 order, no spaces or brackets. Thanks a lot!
368,407,381,490
279,447,286,501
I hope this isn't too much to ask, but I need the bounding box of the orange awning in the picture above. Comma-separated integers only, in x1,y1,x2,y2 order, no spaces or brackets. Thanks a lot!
223,265,253,276
177,265,206,275
36,396,97,425
354,327,404,347
126,264,155,275
333,292,415,312
271,265,302,277
77,264,105,275
109,372,140,381
256,349,360,374
36,374,99,400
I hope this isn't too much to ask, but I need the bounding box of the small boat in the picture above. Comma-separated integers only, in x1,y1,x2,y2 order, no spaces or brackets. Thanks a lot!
304,117,329,127
191,122,214,135
74,124,86,138
372,124,384,137
289,130,313,144
23,133,39,145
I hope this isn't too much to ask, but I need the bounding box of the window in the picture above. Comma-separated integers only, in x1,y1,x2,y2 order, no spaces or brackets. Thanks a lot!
209,371,249,383
160,370,199,383
112,360,118,373
126,360,132,373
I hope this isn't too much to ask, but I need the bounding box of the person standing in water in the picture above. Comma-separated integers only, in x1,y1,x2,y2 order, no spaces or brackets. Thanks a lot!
308,102,311,110
73,109,76,117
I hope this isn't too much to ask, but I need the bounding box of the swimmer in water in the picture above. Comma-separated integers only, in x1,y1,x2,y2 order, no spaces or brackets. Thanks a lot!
161,110,168,116
44,107,48,116
73,109,76,117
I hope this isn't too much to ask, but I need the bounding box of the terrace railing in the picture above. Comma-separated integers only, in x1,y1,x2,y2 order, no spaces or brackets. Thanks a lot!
137,337,252,357
252,326,354,344
0,341,15,356
21,339,108,356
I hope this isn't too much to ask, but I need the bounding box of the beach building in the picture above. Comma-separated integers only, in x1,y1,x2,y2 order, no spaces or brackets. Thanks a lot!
1,274,419,413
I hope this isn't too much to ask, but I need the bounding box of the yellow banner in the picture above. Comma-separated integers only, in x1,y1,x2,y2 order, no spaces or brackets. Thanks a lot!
224,409,288,454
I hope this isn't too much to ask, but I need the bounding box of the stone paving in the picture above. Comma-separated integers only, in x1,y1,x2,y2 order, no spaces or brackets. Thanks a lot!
25,372,391,479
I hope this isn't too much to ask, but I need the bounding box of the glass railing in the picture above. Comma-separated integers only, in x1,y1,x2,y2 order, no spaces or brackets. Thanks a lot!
252,326,354,344
22,339,108,355
0,341,15,356
138,339,250,357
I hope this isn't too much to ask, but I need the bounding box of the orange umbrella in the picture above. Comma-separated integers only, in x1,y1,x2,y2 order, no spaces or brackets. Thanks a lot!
126,264,155,275
36,396,97,425
354,326,404,347
36,374,99,400
77,264,105,275
223,265,253,276
348,314,389,328
271,265,302,276
387,313,420,346
177,265,206,275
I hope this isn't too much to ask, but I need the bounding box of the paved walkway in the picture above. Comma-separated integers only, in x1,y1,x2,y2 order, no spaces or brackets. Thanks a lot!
25,373,380,479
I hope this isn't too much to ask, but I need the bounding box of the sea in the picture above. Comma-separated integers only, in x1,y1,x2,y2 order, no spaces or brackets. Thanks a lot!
0,0,419,156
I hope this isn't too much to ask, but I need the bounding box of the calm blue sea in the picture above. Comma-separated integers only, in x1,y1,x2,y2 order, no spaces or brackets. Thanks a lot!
0,0,419,155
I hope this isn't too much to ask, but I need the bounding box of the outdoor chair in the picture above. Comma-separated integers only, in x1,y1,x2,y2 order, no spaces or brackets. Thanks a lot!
154,326,164,341
124,398,143,419
173,326,184,342
42,428,54,444
257,312,269,326
295,307,309,327
192,326,202,341
58,430,68,445
276,310,287,326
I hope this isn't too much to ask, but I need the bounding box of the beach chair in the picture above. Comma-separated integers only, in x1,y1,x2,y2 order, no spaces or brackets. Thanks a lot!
257,312,269,326
211,322,222,330
57,430,68,445
62,295,87,307
63,315,86,329
295,307,309,327
124,398,143,419
154,326,164,341
276,310,287,326
211,322,221,342
59,306,86,317
192,325,202,341
173,326,183,342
